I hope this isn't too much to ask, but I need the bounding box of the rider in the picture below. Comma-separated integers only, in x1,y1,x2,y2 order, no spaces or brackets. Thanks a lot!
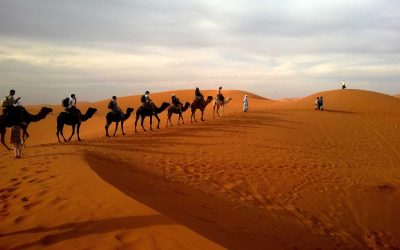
66,94,81,121
109,96,124,119
2,89,24,124
141,90,154,112
2,89,21,115
216,86,225,102
194,87,204,104
171,93,182,113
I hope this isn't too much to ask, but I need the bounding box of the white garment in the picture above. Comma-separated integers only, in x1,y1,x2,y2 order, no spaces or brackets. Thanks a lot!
243,96,248,112
6,95,16,107
68,98,76,109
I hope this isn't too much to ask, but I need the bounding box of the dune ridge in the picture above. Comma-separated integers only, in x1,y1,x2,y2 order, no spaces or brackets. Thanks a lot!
1,88,400,249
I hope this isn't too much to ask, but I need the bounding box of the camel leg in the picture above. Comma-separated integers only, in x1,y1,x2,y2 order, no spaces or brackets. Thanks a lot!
135,116,140,133
22,129,29,146
140,115,147,132
191,111,197,123
168,113,174,127
179,114,184,125
213,104,216,118
57,123,67,143
68,124,76,141
77,123,82,141
105,121,111,137
1,129,11,150
166,114,170,127
121,121,125,135
155,114,160,129
113,121,119,136
149,116,153,131
201,109,205,121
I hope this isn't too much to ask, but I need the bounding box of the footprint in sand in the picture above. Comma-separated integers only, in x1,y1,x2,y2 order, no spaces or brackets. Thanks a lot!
23,200,42,210
12,182,21,187
28,178,38,183
14,215,26,224
36,190,47,197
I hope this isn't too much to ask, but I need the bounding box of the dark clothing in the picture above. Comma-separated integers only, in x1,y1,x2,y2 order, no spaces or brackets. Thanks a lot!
172,96,181,106
318,98,324,111
195,90,203,99
109,100,123,119
172,96,182,113
141,95,147,103
195,89,204,104
217,89,225,102
217,93,225,102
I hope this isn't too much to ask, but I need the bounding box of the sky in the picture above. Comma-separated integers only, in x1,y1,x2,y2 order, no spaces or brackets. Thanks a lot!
0,0,399,104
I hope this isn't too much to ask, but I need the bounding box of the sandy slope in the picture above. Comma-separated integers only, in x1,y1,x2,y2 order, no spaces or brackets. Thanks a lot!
1,89,400,249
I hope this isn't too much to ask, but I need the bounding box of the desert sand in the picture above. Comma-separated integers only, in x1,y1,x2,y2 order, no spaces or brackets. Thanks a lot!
1,89,400,249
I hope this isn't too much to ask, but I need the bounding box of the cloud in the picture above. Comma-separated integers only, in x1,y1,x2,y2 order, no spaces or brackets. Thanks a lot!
0,0,399,103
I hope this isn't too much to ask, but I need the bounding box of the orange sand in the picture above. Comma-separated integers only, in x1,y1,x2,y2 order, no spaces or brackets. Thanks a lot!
1,89,400,249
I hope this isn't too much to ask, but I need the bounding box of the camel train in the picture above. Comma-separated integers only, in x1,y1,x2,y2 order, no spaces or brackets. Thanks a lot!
1,89,233,150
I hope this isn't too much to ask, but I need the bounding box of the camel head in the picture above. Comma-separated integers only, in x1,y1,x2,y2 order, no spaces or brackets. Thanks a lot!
86,107,97,118
126,107,134,114
206,96,213,103
160,102,171,110
40,107,53,115
225,97,233,104
183,102,191,108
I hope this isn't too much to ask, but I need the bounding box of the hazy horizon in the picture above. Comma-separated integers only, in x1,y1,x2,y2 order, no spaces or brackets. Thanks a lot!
1,0,399,104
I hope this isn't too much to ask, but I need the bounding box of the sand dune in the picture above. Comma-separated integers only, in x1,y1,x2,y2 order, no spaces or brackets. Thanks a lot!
285,89,400,112
1,89,400,249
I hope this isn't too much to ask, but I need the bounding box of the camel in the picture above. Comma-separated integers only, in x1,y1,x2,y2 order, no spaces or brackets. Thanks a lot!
105,107,134,137
213,97,232,118
166,102,191,127
56,107,97,143
135,102,170,132
190,96,213,123
0,107,53,150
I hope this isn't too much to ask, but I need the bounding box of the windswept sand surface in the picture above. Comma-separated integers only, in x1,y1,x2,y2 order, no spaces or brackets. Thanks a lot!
1,89,400,249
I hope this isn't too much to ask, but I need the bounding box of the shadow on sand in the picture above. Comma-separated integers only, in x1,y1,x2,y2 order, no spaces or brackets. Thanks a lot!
1,215,173,250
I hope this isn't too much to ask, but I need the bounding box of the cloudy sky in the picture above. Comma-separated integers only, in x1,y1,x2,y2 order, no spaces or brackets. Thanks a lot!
0,0,399,104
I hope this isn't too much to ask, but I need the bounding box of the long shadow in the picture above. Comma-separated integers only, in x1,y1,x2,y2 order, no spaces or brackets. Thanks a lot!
322,109,355,114
83,151,309,250
1,215,173,250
